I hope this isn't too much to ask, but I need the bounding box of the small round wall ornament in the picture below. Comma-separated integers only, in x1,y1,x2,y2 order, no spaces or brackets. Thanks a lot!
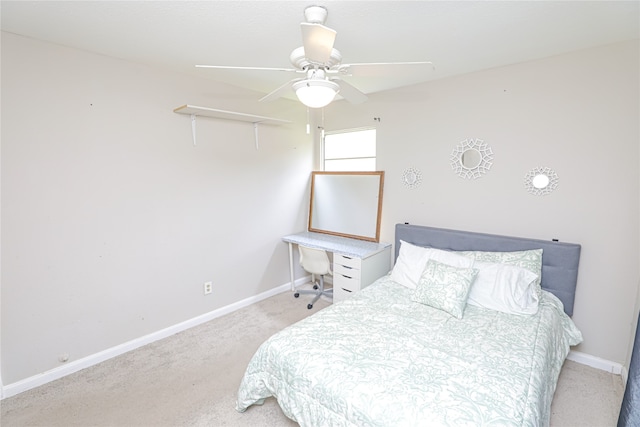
401,167,422,189
524,166,559,196
450,138,494,179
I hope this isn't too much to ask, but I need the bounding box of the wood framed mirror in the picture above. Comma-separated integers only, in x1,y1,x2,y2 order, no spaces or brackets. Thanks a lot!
308,171,384,242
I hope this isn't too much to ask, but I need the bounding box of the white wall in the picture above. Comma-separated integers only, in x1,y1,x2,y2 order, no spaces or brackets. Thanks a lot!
2,32,638,388
1,32,312,385
323,41,640,364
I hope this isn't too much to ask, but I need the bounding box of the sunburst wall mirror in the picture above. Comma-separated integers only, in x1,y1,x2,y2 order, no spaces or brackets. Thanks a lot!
524,166,559,195
401,167,423,189
450,138,494,179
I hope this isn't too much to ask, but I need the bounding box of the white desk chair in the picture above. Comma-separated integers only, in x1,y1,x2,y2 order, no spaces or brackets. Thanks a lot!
295,245,333,309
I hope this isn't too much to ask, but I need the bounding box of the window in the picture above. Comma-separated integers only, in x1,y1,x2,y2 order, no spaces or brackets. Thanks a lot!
323,128,376,171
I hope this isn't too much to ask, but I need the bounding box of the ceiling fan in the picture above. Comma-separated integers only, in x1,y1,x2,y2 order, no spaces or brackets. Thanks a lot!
196,5,433,109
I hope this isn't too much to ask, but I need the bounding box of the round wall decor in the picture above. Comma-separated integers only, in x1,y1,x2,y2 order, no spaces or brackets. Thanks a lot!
450,138,493,179
401,167,423,189
524,166,559,196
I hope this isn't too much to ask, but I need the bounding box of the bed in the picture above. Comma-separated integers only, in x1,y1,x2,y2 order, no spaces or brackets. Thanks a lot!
236,224,583,426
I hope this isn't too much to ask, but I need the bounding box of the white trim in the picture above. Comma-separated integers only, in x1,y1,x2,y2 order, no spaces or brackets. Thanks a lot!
567,350,624,375
323,126,376,136
1,280,305,399
621,366,629,385
3,289,621,400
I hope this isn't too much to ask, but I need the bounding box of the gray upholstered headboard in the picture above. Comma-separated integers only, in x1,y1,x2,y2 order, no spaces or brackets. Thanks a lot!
395,224,581,316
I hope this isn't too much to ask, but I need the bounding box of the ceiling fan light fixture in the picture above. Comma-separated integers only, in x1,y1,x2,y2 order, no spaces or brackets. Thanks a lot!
292,79,339,108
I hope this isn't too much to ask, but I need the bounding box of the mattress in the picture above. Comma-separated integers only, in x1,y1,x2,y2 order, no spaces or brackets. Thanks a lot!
236,275,582,426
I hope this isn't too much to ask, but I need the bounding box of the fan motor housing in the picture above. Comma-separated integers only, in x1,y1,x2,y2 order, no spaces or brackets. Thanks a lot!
290,46,342,69
304,5,328,24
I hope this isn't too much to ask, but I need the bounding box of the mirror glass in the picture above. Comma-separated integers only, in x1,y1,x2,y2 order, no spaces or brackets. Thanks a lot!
532,174,550,189
309,171,384,242
461,149,482,169
404,171,417,184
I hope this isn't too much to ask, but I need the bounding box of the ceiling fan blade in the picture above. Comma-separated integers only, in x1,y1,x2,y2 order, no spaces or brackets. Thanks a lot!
301,22,336,64
259,78,303,103
332,79,368,104
196,65,300,73
337,61,435,77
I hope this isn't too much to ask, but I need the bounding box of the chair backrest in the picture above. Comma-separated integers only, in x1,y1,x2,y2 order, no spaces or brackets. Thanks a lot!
298,245,331,276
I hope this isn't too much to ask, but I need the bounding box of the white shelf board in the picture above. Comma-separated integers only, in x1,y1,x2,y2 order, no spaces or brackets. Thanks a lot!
173,104,291,125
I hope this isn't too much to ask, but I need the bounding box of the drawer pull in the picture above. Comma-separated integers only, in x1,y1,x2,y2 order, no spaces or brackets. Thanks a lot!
341,288,353,293
341,274,353,279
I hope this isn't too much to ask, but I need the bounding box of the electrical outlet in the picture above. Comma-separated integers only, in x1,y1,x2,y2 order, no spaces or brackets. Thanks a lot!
204,282,213,295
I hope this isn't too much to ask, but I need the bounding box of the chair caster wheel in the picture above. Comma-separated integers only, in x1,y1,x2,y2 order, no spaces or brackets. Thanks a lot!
313,284,318,290
307,304,313,309
294,293,300,298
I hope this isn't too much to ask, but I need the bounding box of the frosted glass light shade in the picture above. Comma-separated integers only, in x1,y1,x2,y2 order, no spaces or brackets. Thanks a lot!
293,79,339,108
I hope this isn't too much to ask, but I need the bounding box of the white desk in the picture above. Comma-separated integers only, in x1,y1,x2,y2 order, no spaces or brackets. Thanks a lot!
282,231,392,302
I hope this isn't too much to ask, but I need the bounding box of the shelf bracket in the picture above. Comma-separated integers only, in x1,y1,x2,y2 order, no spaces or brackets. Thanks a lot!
190,114,197,146
253,123,259,150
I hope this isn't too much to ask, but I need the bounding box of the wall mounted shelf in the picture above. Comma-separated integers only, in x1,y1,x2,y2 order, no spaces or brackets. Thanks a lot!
173,104,291,149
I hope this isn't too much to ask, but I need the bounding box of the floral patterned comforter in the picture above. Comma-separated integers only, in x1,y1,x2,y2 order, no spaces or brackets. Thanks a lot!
236,275,582,426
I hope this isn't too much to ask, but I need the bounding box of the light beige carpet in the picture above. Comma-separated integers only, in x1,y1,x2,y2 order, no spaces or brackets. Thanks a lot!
1,286,625,426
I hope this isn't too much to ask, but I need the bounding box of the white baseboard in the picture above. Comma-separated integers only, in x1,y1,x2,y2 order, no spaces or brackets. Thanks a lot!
2,279,306,400
567,350,624,375
2,284,622,400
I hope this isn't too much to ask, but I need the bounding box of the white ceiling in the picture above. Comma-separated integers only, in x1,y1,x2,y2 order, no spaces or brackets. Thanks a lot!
2,1,638,102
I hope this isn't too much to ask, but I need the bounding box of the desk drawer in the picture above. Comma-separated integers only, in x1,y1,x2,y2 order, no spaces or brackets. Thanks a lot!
334,254,361,270
334,284,355,302
333,262,361,279
334,272,361,292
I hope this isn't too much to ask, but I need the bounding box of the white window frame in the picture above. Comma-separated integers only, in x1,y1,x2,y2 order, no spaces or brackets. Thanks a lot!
322,127,377,172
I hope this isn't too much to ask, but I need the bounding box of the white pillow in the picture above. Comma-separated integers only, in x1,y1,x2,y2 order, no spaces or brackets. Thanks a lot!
390,240,474,289
466,261,539,315
458,249,543,295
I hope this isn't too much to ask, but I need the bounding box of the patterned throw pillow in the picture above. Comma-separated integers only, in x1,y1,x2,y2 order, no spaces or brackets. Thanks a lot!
412,259,479,319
